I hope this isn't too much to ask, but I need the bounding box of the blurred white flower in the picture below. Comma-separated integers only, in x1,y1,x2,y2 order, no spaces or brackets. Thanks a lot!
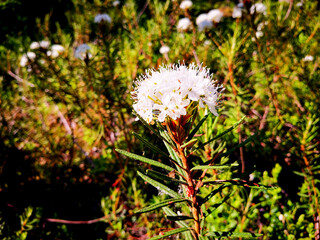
208,9,224,23
20,52,36,67
75,44,92,60
256,31,263,38
30,40,50,49
112,0,120,6
132,63,222,123
159,45,170,54
303,55,314,62
232,7,242,18
250,3,267,15
177,18,192,31
196,14,213,31
296,1,303,7
40,40,50,49
180,0,192,10
94,13,112,23
47,44,65,58
30,42,40,50
204,40,211,46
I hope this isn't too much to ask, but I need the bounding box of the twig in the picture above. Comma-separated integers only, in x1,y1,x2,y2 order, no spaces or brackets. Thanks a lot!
46,216,107,224
7,70,35,87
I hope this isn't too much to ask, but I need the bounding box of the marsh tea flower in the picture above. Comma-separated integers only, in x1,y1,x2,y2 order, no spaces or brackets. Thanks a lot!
196,14,213,31
207,9,224,23
94,13,112,23
132,63,222,123
177,18,192,31
75,44,92,60
159,45,170,54
180,0,192,10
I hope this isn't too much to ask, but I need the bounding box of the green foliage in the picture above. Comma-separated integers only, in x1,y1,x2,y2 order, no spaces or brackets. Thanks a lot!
0,0,319,239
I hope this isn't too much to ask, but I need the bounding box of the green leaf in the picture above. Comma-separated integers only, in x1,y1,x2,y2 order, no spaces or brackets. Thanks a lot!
146,170,188,185
203,191,235,218
133,132,171,159
162,207,189,228
196,116,245,150
204,132,257,165
115,149,174,171
135,198,189,214
190,162,239,171
205,231,262,239
167,215,194,221
200,184,231,206
149,227,190,240
133,110,174,147
202,179,278,190
137,171,181,198
187,113,211,141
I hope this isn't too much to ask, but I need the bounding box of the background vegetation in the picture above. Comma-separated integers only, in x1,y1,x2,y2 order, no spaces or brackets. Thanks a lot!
0,0,319,239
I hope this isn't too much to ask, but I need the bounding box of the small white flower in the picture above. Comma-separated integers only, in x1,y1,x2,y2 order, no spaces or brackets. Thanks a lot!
94,13,112,23
159,45,170,54
279,214,284,221
180,0,192,10
40,40,50,49
204,40,211,46
256,31,263,38
75,44,92,60
30,40,50,49
20,52,36,67
112,0,120,6
303,55,314,62
132,63,223,123
250,3,267,15
177,18,192,31
232,7,242,18
196,14,213,31
207,9,224,23
47,44,65,58
30,42,40,50
296,1,303,7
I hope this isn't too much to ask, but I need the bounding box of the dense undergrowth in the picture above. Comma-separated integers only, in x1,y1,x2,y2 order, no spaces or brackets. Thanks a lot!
0,0,319,239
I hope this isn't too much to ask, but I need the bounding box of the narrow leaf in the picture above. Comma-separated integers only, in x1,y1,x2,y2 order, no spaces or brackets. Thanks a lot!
115,149,174,171
200,184,231,206
196,116,246,150
191,162,239,171
204,191,235,218
205,231,262,238
162,207,189,228
133,110,174,147
202,179,277,190
147,170,188,185
187,113,211,141
133,132,171,159
135,198,189,214
137,171,180,198
167,215,194,221
149,227,190,240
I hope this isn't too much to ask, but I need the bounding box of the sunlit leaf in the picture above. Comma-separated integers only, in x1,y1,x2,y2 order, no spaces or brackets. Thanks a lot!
115,149,174,171
149,227,190,240
205,231,262,238
137,171,181,198
135,198,190,214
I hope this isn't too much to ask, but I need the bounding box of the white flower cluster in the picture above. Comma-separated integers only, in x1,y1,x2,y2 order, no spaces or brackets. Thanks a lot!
196,9,224,31
250,3,267,15
179,0,192,10
159,45,170,54
132,63,222,123
177,17,192,31
20,41,65,67
94,13,112,23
